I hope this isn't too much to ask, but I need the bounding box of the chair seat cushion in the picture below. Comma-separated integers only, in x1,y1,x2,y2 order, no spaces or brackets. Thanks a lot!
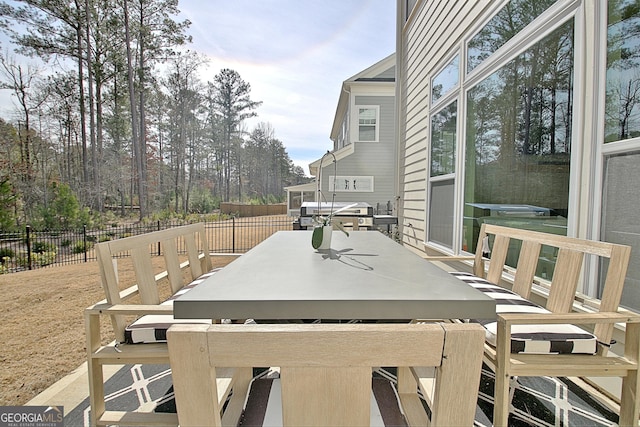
451,272,597,355
238,377,407,427
124,269,221,344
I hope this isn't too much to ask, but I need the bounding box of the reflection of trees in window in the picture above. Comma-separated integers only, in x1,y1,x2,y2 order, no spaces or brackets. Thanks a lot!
432,55,459,102
606,0,640,142
465,19,574,244
465,76,501,166
431,101,457,176
467,20,573,165
467,0,557,72
518,25,573,156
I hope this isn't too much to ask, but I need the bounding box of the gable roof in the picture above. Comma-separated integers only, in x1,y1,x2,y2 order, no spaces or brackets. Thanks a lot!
344,53,396,82
330,53,396,140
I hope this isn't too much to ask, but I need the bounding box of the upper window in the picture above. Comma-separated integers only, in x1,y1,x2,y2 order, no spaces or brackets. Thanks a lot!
428,101,458,249
358,107,378,141
335,115,349,150
405,0,418,22
467,0,559,73
605,0,640,142
432,55,460,103
430,101,457,176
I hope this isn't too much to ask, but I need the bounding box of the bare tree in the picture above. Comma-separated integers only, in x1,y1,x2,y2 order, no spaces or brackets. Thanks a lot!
0,52,47,217
208,69,261,201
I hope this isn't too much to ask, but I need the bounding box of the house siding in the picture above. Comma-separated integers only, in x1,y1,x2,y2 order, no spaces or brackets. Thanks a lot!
314,54,397,216
320,94,396,209
376,66,396,80
396,0,640,358
398,0,492,250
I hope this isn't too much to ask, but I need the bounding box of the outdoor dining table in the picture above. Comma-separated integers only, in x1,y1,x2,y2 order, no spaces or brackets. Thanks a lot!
174,230,496,321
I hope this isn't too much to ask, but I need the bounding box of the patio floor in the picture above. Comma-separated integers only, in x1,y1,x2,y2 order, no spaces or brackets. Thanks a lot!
31,361,620,426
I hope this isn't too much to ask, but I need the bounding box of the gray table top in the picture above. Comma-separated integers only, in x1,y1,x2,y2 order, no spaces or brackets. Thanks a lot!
174,230,496,321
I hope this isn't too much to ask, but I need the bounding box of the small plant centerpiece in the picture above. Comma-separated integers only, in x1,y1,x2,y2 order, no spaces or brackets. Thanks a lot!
311,151,354,250
311,203,355,250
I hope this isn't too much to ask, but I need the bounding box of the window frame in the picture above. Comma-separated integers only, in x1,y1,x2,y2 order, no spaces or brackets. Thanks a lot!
431,53,460,106
423,0,582,255
355,105,380,142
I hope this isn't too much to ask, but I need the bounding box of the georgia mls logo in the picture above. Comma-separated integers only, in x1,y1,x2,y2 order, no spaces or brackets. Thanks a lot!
0,406,64,427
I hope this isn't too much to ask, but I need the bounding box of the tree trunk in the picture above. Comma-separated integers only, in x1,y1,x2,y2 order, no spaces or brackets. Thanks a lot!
85,0,100,209
137,3,148,216
123,0,144,219
76,25,89,190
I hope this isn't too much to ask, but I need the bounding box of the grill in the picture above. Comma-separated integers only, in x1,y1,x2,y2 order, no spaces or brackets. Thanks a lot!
298,202,374,229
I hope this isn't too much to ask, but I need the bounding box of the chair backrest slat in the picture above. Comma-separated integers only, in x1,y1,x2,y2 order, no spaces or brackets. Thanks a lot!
547,248,583,313
486,234,509,284
184,233,204,279
131,245,160,305
162,238,183,295
512,240,541,298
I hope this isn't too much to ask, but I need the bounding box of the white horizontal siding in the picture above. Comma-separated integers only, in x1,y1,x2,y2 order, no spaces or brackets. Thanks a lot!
321,94,396,208
398,0,492,246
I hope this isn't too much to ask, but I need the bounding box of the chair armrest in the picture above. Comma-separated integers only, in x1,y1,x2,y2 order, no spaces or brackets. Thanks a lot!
85,303,174,316
422,255,476,261
497,311,640,326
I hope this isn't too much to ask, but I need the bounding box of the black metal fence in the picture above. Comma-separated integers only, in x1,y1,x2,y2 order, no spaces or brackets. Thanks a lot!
0,215,296,274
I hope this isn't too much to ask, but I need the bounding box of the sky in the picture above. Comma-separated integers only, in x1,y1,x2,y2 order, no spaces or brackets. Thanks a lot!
0,0,397,177
177,0,397,175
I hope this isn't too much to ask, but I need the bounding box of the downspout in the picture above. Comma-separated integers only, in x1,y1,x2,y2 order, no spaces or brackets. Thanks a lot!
317,150,338,214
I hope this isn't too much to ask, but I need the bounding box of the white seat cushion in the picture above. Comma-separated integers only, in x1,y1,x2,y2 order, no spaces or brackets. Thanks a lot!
451,272,597,354
124,269,221,344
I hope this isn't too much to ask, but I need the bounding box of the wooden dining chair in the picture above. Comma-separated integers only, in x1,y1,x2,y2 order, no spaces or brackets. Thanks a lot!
85,223,249,426
167,322,485,427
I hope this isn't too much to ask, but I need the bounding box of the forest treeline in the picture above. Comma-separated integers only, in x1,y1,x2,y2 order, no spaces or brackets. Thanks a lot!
0,0,310,231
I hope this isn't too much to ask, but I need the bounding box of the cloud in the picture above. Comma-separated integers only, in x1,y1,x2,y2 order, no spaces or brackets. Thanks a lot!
178,0,396,175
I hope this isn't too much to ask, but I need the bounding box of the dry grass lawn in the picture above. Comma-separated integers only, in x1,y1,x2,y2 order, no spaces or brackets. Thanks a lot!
0,256,236,406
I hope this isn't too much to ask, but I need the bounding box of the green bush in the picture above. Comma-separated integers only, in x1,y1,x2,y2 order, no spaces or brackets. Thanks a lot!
202,212,231,222
72,241,94,254
32,240,57,254
33,182,99,230
189,190,220,213
32,251,56,267
0,247,15,260
15,252,28,268
0,179,17,231
12,250,56,268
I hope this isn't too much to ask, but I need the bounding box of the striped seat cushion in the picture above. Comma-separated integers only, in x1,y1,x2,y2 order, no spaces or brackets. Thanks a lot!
238,377,407,427
451,272,597,355
123,268,221,344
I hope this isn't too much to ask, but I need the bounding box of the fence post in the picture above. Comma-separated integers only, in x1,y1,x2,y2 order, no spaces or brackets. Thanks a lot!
157,220,161,255
26,225,32,270
83,225,88,262
232,217,236,253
